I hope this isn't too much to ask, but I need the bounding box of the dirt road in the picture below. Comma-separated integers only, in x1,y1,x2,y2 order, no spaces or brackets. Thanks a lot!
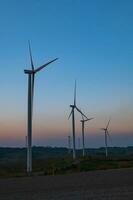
0,168,133,200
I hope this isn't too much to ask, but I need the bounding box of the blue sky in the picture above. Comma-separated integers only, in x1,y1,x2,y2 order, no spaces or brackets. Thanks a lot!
0,0,132,147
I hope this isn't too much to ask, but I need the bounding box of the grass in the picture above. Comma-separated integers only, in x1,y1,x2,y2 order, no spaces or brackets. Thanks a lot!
0,146,133,177
0,158,133,177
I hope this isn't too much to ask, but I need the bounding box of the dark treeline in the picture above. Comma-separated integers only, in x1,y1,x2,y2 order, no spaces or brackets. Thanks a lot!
0,146,133,160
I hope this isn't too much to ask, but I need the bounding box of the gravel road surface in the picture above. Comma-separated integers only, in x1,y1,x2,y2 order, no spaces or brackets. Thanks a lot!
0,168,133,200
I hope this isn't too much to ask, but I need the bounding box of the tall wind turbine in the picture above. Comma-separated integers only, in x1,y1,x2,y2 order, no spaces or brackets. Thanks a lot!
80,115,93,157
101,118,111,158
68,81,88,160
24,41,58,175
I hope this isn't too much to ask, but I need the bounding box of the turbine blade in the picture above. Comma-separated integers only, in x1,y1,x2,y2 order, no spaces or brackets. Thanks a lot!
28,40,34,71
74,80,76,106
100,128,106,131
34,58,58,73
84,117,94,122
68,108,73,120
106,118,111,130
106,130,110,137
107,130,113,144
75,106,88,119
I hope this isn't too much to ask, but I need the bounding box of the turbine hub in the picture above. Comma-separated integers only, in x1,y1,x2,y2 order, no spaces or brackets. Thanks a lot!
70,105,74,108
24,69,34,74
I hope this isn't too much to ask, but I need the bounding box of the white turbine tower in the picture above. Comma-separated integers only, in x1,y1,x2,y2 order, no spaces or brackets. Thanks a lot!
68,81,88,160
24,42,58,175
101,118,111,158
80,115,93,157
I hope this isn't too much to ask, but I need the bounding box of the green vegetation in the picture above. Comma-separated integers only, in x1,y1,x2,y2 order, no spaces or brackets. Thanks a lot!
0,146,133,177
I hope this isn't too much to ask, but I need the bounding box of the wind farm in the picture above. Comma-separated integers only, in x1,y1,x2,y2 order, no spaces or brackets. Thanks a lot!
0,0,133,199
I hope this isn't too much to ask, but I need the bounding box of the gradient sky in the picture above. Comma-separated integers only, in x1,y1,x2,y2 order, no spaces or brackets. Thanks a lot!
0,0,133,147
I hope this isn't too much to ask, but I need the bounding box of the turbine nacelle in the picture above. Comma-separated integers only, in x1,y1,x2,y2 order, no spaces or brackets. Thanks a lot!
101,128,107,132
24,69,34,74
80,117,94,123
70,105,75,108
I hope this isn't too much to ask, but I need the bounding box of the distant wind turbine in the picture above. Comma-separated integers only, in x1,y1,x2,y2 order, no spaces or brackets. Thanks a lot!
101,118,111,158
68,81,88,160
80,115,93,157
68,135,71,154
24,41,58,175
78,137,81,149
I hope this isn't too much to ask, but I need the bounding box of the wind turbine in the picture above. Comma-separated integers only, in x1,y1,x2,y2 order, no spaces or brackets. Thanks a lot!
101,118,111,158
80,115,93,157
78,137,81,149
24,41,58,175
68,81,88,160
68,135,71,154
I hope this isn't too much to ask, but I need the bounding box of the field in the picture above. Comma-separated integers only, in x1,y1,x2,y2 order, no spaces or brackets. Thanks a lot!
0,168,133,199
0,147,133,199
0,146,133,177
